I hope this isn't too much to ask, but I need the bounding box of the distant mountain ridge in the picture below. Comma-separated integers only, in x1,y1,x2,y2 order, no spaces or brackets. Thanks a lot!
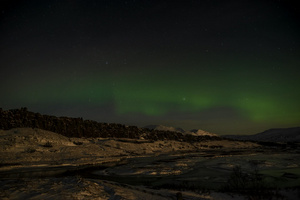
144,125,185,134
144,125,218,137
189,129,218,137
224,127,300,143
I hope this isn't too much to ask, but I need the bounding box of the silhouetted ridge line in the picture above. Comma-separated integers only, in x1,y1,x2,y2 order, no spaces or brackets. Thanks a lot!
0,108,221,142
224,127,300,143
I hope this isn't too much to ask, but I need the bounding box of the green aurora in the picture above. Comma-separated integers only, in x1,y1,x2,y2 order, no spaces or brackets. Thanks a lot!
3,54,299,134
1,0,299,134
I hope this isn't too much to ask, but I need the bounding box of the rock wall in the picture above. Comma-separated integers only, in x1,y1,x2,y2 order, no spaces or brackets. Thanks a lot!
0,108,220,142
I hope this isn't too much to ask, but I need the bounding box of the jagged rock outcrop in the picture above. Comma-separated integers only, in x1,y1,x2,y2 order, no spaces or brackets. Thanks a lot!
0,108,221,142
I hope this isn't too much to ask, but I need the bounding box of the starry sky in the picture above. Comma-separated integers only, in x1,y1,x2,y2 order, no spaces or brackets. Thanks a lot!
1,0,299,135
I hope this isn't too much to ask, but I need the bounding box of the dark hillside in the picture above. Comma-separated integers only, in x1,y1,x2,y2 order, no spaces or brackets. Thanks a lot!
224,127,300,143
0,108,220,142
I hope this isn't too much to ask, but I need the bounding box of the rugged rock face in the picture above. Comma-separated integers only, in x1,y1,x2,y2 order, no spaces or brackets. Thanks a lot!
0,108,220,142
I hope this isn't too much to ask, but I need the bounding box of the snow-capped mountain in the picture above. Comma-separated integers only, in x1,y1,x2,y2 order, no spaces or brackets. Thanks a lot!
189,129,218,137
144,125,185,133
144,125,218,137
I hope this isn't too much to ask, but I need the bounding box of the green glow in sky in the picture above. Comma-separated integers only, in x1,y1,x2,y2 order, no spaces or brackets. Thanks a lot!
1,0,299,134
6,55,299,134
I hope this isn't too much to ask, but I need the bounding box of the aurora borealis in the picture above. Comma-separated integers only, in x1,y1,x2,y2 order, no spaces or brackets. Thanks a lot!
1,0,299,134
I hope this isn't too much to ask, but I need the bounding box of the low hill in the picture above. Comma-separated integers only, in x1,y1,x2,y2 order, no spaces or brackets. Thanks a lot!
224,127,300,143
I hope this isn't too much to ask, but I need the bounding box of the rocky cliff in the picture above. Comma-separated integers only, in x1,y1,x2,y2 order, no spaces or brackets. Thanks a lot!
0,108,220,142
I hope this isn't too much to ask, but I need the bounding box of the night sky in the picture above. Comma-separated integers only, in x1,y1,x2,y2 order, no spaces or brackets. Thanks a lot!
1,0,299,135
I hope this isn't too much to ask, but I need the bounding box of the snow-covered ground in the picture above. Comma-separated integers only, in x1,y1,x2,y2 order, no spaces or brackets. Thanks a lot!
0,128,258,168
1,128,299,199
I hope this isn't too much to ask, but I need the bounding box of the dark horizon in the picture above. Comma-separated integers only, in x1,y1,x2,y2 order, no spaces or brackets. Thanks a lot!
1,107,299,136
1,1,300,135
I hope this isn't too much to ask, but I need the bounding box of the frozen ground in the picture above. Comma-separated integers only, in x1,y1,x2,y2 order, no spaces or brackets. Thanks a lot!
1,128,299,199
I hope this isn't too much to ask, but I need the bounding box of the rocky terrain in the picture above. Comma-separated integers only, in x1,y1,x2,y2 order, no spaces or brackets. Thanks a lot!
0,108,220,142
1,108,300,199
0,127,265,200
